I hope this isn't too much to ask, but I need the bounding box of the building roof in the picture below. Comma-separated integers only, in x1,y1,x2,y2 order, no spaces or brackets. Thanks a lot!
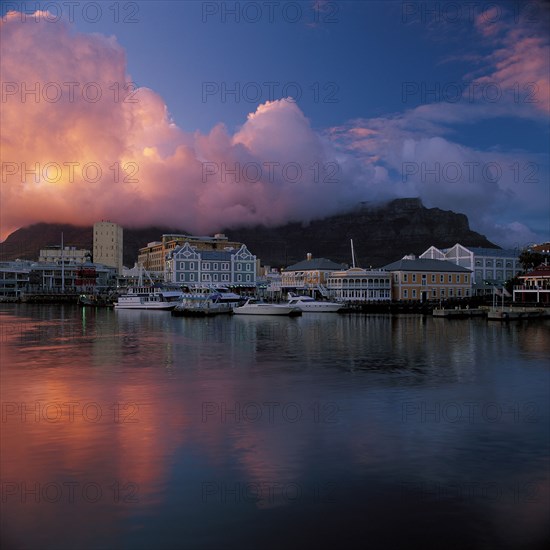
383,258,471,272
284,258,346,271
520,264,550,278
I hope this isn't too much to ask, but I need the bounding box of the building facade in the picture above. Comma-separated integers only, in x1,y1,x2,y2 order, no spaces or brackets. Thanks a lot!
166,243,257,287
281,255,346,292
138,233,244,275
93,221,123,274
383,258,472,301
39,246,91,264
420,244,521,293
0,260,117,295
326,267,391,302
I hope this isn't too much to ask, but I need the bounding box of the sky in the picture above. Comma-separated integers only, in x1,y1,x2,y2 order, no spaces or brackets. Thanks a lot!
1,0,549,248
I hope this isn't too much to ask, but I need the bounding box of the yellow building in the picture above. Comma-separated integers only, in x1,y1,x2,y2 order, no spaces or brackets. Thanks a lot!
93,221,123,274
137,234,244,275
383,257,472,301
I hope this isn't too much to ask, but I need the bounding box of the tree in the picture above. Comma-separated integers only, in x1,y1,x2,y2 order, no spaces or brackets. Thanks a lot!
518,250,546,272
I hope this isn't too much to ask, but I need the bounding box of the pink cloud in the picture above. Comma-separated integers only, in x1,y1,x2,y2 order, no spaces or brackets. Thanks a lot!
0,11,372,239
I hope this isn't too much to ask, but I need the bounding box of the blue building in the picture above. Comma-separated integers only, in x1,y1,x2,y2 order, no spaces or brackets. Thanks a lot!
166,242,257,287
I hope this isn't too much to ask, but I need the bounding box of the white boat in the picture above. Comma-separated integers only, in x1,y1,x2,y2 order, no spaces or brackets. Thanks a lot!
114,287,182,310
287,293,343,313
173,289,243,316
233,298,302,316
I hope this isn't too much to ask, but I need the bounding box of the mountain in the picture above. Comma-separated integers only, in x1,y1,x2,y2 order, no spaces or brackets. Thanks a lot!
0,198,498,268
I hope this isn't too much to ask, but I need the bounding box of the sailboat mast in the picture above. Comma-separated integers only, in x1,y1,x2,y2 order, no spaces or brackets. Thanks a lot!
350,239,356,268
61,232,65,292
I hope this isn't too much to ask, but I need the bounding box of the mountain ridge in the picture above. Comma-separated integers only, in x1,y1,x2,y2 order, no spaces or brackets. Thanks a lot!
0,198,498,268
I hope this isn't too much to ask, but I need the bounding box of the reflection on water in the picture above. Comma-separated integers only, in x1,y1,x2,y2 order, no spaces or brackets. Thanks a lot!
1,305,549,549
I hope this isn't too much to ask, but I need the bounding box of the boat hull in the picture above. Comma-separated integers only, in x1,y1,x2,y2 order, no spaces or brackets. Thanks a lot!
233,305,301,316
114,303,177,310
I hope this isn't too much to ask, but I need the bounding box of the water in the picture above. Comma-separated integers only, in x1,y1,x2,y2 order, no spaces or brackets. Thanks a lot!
1,305,549,549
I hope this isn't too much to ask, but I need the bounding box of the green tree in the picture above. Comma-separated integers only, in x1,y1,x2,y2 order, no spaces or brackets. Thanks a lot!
518,250,546,271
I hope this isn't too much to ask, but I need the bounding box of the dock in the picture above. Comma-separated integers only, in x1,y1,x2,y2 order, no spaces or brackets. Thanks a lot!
433,307,485,318
487,307,550,321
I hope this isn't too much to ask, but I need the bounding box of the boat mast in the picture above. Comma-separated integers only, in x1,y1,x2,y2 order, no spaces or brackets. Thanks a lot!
350,239,356,268
61,232,65,292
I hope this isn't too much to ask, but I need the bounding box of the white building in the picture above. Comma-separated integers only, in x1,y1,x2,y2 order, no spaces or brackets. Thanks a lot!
39,246,91,264
420,244,521,294
166,243,257,287
326,267,392,302
281,255,346,292
93,221,123,274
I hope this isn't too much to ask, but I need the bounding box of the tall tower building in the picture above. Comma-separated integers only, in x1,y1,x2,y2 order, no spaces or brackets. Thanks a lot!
93,221,123,274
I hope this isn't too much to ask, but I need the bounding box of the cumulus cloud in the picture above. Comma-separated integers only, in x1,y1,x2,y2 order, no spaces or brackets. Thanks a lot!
0,10,381,239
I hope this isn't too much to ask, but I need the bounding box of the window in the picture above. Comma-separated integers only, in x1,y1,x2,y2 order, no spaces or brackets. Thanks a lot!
431,274,435,283
246,275,250,282
457,289,462,296
412,289,417,298
412,274,416,282
203,262,210,270
180,274,184,281
440,275,444,283
237,274,242,282
448,275,452,283
403,289,408,298
190,274,195,281
213,263,218,270
222,263,229,270
189,262,195,270
403,274,408,282
441,289,445,296
486,260,493,267
180,262,184,270
213,274,218,281
432,289,437,296
449,288,453,296
456,274,460,283
222,274,229,281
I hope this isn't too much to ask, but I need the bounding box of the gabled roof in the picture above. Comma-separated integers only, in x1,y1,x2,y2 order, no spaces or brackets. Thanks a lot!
284,258,346,271
383,258,471,272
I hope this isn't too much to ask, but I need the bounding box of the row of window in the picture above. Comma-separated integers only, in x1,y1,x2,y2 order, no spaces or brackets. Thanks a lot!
402,288,470,298
177,261,253,271
474,260,519,268
327,278,391,286
336,289,391,299
399,273,469,283
474,270,514,280
178,273,253,283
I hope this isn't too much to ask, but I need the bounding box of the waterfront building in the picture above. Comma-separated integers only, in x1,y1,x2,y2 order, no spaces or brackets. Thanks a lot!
0,260,117,295
419,244,521,294
383,257,472,301
137,233,244,275
0,261,32,297
165,243,257,287
93,221,123,274
326,267,391,302
513,263,550,304
281,254,346,294
39,245,91,264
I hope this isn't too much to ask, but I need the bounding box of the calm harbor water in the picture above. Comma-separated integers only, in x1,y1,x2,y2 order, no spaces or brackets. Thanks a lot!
1,304,549,549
